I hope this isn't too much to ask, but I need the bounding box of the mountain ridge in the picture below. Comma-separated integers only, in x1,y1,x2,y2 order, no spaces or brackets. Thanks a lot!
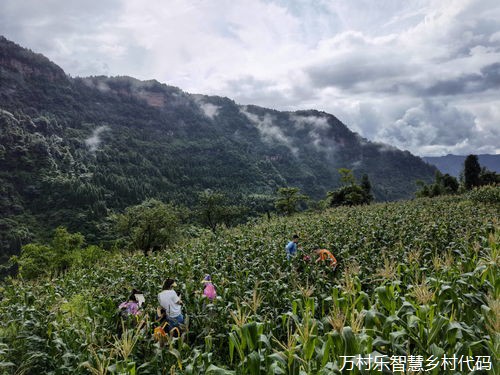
423,154,500,177
0,35,437,261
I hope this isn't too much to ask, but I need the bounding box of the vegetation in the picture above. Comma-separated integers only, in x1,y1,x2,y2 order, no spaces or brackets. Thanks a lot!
10,227,107,279
327,169,374,206
464,154,482,190
0,36,438,264
274,187,309,216
0,193,498,374
416,171,459,198
113,199,184,255
417,154,498,198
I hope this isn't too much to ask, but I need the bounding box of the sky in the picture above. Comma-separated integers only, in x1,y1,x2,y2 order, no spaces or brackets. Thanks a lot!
1,0,499,156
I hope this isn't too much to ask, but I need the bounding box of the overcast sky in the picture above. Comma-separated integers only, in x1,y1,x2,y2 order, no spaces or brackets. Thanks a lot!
1,0,499,156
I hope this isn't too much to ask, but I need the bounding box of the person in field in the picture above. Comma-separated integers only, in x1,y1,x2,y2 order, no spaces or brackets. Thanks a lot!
202,274,217,301
117,288,145,336
158,278,184,327
119,288,144,317
315,248,338,270
285,234,300,260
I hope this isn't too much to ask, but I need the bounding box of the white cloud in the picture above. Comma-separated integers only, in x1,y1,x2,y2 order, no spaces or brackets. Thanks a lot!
240,107,298,155
1,0,499,156
85,125,110,152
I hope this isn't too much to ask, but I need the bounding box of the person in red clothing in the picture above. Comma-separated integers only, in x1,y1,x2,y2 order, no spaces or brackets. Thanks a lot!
314,249,338,270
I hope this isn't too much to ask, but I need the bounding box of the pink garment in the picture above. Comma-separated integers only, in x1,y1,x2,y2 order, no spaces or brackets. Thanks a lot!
203,283,217,300
119,301,140,316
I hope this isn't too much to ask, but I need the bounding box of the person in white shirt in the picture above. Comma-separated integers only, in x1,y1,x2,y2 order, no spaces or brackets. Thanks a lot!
158,278,184,327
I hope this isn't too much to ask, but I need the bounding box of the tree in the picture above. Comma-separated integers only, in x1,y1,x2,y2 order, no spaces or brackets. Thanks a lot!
51,226,84,272
479,167,499,186
442,173,459,193
196,190,245,233
327,169,373,207
338,168,356,186
463,154,481,190
11,227,101,279
114,199,181,255
416,171,458,198
275,187,308,216
360,174,374,203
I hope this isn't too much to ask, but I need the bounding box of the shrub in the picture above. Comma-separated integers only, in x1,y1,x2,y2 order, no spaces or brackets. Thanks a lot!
467,184,500,204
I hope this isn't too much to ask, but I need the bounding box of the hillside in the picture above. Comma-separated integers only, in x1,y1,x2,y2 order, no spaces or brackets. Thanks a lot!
423,154,500,177
0,36,437,261
0,194,498,373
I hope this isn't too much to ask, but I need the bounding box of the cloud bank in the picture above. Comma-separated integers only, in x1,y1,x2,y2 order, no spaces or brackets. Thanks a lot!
1,0,499,156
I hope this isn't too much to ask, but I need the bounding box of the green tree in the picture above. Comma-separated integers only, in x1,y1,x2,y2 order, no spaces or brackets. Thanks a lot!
114,199,181,255
196,190,245,233
463,154,481,190
442,173,459,193
51,226,84,272
360,174,374,203
416,171,459,197
479,167,499,186
12,243,53,279
328,169,373,206
12,227,91,279
338,168,356,186
275,187,308,216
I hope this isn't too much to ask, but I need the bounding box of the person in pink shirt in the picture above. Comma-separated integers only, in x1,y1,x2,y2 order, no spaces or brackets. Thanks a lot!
202,274,217,301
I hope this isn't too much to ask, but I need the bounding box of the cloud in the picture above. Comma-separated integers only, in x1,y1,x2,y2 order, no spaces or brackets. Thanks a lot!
85,125,110,152
289,114,333,151
1,0,499,156
199,103,219,119
240,107,298,155
192,96,220,119
379,100,481,155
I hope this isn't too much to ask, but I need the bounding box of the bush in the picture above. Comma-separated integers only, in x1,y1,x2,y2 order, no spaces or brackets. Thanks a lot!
11,227,106,279
467,184,500,204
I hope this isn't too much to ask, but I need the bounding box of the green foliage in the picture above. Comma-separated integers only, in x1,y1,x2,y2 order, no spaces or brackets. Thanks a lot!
0,195,498,373
195,190,247,233
114,199,182,255
338,168,356,186
274,187,308,216
327,169,373,206
464,154,481,190
0,38,439,263
480,167,500,186
467,184,500,204
416,171,459,198
12,226,106,279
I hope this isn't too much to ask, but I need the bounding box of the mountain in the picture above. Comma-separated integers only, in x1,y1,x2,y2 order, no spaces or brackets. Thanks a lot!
423,154,500,177
0,36,437,262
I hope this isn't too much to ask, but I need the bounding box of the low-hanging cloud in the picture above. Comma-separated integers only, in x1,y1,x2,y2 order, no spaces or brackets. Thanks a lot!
289,114,335,152
240,107,298,156
192,96,220,119
85,125,110,152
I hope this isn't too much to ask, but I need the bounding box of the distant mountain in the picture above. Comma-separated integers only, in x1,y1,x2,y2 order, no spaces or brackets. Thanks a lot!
423,154,500,177
0,36,437,261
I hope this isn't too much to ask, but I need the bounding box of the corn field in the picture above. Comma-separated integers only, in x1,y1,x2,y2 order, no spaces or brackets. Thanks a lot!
0,195,498,374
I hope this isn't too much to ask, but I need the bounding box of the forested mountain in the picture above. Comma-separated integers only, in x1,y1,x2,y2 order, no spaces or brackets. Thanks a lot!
423,154,500,177
0,36,436,261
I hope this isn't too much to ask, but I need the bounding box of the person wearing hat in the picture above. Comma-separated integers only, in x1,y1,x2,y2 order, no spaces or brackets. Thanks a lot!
202,274,217,301
158,278,184,327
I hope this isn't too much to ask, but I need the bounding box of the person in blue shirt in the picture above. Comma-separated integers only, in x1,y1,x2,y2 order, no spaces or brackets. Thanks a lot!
285,234,300,260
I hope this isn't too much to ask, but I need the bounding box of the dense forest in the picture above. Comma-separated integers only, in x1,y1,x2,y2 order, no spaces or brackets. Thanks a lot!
0,36,438,263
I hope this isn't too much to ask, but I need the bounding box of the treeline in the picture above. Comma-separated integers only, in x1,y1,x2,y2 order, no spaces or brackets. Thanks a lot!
10,168,373,279
417,154,499,198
